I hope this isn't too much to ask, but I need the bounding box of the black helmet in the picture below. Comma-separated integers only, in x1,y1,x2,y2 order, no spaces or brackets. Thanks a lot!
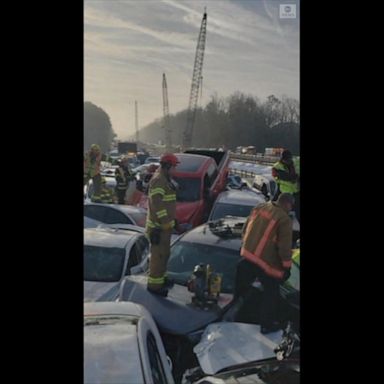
281,149,292,161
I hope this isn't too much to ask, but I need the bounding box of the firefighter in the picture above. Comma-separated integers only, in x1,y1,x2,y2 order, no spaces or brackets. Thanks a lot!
146,153,179,296
272,149,300,222
115,159,133,204
235,193,294,334
84,144,102,200
91,177,114,203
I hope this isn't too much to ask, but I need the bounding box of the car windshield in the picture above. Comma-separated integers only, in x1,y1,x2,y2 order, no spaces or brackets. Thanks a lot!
167,242,241,293
84,246,125,282
210,203,254,221
173,177,201,202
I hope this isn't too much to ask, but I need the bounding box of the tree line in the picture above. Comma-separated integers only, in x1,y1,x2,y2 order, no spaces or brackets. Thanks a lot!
138,93,300,155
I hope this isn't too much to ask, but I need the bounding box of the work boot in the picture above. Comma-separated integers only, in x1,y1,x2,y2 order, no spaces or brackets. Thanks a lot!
260,321,282,334
163,276,174,289
147,286,168,297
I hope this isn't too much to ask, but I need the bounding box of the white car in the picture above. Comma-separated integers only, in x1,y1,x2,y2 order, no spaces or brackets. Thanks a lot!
208,189,265,221
252,173,278,200
84,227,149,302
145,156,161,164
84,301,175,384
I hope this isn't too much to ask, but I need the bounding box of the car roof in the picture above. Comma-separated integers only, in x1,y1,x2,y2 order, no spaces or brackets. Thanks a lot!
85,203,147,215
84,302,146,384
84,301,149,317
177,217,245,251
215,189,265,206
84,227,140,248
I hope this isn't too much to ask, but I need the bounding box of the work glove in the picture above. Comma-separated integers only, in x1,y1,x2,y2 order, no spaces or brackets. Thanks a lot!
149,227,162,245
282,268,291,282
161,221,174,231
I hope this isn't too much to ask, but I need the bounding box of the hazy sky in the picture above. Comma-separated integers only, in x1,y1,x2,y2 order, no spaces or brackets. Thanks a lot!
84,0,299,139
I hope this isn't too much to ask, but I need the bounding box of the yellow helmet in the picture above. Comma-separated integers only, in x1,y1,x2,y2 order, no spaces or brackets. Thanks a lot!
91,144,100,151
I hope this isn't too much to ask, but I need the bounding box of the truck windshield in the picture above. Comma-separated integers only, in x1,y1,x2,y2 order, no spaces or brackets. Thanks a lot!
173,177,201,202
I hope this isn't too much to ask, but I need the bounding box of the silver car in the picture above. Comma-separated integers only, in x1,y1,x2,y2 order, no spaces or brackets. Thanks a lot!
84,227,149,301
84,301,175,384
84,203,147,228
208,189,266,222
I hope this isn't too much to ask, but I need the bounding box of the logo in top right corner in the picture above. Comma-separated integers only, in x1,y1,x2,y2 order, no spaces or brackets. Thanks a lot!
280,4,297,19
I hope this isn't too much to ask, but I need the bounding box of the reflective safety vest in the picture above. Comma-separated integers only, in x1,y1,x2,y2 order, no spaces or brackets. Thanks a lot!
84,151,101,178
146,169,176,232
91,187,114,204
292,248,300,266
272,161,299,194
240,202,293,279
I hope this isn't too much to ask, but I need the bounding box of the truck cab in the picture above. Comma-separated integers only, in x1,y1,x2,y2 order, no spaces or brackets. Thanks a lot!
138,149,230,232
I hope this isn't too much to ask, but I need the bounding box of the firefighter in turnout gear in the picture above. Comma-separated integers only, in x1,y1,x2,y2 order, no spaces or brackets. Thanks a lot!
235,193,294,334
115,159,133,204
146,153,179,297
91,177,114,204
84,144,102,201
272,149,300,222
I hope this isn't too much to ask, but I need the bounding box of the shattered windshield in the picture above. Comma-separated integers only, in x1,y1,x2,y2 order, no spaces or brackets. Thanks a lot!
167,242,241,293
84,246,125,282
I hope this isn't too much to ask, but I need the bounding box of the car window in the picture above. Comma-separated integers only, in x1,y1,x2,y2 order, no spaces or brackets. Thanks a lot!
84,245,125,282
206,163,218,186
104,208,133,224
173,177,201,202
126,236,149,274
210,203,254,221
167,242,241,293
84,205,107,222
147,332,168,384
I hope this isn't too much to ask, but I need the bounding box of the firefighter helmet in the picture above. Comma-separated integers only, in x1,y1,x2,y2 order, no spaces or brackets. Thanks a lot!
160,153,179,166
90,144,101,152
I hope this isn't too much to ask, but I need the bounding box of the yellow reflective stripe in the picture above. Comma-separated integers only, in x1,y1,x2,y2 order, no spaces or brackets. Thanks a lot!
163,194,176,201
149,188,165,197
156,210,168,218
148,276,165,284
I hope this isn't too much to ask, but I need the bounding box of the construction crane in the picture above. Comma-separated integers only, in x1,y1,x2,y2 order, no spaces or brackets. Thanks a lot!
162,73,172,152
182,9,207,149
135,100,139,143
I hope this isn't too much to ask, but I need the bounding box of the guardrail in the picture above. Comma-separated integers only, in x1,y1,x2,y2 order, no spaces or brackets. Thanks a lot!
229,152,279,165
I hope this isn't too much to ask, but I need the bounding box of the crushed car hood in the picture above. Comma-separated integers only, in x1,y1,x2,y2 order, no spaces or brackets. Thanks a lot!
120,275,233,335
84,281,120,302
193,322,283,375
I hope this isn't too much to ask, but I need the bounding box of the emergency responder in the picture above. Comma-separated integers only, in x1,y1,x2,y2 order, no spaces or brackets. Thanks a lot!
84,144,102,200
235,193,294,334
115,159,133,204
272,149,300,222
146,153,179,296
91,177,114,203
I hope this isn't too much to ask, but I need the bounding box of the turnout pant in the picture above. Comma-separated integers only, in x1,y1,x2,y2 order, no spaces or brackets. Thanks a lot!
147,229,172,291
235,258,281,327
84,173,102,197
116,188,127,204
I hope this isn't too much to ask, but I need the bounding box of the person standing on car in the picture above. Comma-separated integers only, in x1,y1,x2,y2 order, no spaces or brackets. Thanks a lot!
235,193,294,334
146,153,179,297
115,159,133,204
272,149,300,222
84,144,102,200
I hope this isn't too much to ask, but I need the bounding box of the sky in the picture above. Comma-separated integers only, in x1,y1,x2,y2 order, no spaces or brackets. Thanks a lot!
84,0,300,140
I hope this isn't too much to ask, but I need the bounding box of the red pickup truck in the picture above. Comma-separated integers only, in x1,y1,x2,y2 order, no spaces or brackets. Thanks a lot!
138,149,230,232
